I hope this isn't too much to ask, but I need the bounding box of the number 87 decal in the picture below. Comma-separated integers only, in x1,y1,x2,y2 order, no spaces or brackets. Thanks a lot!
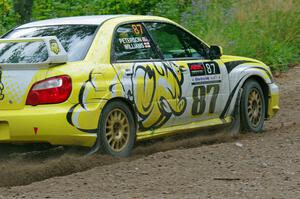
192,84,220,115
132,24,143,35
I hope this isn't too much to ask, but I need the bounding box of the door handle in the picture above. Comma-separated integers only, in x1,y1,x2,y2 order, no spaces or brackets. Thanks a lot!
124,69,133,76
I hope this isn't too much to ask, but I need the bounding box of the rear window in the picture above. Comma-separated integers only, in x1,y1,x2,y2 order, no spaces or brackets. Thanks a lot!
2,25,98,62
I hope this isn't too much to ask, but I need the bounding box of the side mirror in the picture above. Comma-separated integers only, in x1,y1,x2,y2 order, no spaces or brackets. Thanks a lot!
209,45,223,59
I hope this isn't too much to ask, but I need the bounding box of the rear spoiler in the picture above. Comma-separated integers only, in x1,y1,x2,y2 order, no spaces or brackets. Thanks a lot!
0,36,68,69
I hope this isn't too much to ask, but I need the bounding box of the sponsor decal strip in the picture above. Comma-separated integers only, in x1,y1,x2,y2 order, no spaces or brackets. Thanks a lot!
192,80,222,85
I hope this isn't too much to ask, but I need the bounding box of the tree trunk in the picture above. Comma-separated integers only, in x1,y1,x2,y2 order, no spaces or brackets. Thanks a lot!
13,0,34,23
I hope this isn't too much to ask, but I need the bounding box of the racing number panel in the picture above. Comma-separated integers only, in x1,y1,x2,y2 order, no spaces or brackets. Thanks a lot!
188,62,221,115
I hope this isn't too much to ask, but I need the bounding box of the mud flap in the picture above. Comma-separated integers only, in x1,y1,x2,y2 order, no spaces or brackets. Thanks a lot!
86,129,102,156
228,88,243,137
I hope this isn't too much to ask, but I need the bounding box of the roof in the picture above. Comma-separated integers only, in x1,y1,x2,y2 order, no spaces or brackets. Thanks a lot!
17,15,128,29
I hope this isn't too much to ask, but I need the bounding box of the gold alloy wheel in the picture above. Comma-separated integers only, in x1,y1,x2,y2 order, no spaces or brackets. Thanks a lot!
247,89,263,127
105,108,130,152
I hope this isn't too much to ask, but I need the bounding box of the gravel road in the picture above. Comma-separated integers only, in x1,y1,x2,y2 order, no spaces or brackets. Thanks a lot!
0,66,299,199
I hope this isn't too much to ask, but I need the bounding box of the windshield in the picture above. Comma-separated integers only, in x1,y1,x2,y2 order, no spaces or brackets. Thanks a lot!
3,25,98,62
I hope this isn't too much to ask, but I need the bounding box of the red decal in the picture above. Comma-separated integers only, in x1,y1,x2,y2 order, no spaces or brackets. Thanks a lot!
190,64,204,71
34,127,38,135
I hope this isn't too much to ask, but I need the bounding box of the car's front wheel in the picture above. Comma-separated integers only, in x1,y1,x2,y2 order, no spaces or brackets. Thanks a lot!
241,79,266,133
98,101,136,157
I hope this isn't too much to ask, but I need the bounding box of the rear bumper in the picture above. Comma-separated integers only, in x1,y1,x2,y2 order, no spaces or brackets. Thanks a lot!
267,83,280,119
0,103,100,147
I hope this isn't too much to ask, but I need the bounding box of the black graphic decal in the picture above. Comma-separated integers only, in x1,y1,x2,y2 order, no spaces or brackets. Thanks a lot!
67,62,187,134
191,84,220,116
126,62,187,131
66,70,98,133
0,70,4,101
224,60,255,73
191,86,206,115
220,75,247,118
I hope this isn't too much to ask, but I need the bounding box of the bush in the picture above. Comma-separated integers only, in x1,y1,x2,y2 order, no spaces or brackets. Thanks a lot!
152,0,300,71
0,0,18,34
0,0,299,71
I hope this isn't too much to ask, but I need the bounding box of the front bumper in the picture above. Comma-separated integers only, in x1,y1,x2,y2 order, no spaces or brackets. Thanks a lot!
267,83,280,119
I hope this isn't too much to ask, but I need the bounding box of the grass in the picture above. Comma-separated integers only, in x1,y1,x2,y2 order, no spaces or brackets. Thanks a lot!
154,0,300,71
1,0,299,71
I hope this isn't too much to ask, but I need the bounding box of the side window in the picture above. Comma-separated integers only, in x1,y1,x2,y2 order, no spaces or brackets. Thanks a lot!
144,23,209,59
113,23,159,61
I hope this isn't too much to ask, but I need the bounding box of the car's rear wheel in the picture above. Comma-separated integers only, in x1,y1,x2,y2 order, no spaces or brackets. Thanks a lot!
98,100,136,157
241,79,266,133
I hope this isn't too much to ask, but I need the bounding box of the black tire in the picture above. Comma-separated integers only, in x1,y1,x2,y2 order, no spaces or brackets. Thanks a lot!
98,100,136,157
240,79,266,133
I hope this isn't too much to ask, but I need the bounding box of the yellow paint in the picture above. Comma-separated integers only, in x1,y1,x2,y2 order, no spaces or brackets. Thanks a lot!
0,104,96,146
137,116,233,141
0,15,279,148
268,92,280,119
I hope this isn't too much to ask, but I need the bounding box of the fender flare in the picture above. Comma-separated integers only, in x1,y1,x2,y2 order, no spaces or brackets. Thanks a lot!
220,63,273,118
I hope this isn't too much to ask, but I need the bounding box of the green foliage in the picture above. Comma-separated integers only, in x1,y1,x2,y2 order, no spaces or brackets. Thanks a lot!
151,0,300,71
31,0,161,20
150,0,192,21
0,0,299,71
0,0,18,34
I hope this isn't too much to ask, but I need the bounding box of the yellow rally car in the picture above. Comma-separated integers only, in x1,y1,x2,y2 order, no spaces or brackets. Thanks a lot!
0,15,279,156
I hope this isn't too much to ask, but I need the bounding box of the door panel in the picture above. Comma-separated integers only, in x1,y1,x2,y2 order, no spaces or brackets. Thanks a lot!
112,61,187,130
111,22,188,131
144,22,230,125
170,60,229,125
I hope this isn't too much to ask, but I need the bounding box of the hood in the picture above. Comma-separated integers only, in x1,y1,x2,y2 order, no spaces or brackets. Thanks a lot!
221,55,264,65
220,55,270,74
